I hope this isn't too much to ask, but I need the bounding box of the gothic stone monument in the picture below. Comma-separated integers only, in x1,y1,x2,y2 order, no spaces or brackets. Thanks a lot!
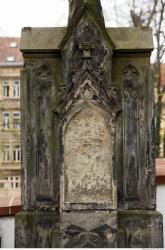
15,0,163,247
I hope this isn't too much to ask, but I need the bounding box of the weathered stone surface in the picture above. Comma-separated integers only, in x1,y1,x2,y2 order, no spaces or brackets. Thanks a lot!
61,211,117,248
15,211,60,248
59,0,118,245
109,27,153,52
64,106,112,203
118,210,163,248
68,0,105,30
20,27,66,52
20,58,61,210
112,57,156,210
123,64,140,200
20,27,153,52
58,3,119,213
16,0,163,248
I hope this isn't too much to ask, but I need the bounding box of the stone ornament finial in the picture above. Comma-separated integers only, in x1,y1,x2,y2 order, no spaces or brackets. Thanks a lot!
68,0,105,28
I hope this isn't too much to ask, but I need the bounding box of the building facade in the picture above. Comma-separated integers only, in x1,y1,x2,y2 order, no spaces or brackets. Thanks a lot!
0,37,23,197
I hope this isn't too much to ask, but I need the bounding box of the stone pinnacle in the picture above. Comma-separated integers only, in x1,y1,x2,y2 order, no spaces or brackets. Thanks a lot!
68,0,105,28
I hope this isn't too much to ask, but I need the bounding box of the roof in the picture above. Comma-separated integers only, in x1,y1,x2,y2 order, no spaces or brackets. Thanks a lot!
156,158,165,184
0,37,23,65
0,195,21,216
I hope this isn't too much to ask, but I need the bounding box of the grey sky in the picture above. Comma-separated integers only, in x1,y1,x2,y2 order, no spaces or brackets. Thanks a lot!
0,0,131,37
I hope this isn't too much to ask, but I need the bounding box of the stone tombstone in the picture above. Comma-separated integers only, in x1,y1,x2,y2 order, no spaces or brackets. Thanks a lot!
15,0,163,248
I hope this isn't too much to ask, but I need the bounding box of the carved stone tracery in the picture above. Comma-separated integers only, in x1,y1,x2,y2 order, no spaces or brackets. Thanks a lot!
62,224,115,248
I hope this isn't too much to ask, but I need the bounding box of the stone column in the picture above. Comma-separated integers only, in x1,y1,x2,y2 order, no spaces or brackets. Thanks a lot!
112,27,163,247
15,0,163,248
15,28,62,247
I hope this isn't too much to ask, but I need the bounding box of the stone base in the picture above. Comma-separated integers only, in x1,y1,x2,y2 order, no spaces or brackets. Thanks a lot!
15,211,60,248
118,210,164,248
61,210,117,248
15,210,163,248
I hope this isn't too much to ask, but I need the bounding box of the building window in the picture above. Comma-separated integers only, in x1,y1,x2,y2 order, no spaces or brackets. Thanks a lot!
7,56,15,62
2,80,9,97
2,112,10,129
2,145,10,161
13,145,21,161
10,42,17,48
7,176,20,189
13,112,20,129
1,176,21,190
13,80,20,97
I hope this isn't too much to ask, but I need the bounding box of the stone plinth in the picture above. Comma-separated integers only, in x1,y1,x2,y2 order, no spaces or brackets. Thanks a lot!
118,210,163,248
15,211,60,248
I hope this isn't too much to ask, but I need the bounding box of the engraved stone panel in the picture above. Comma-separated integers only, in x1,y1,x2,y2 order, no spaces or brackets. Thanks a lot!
64,106,112,203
